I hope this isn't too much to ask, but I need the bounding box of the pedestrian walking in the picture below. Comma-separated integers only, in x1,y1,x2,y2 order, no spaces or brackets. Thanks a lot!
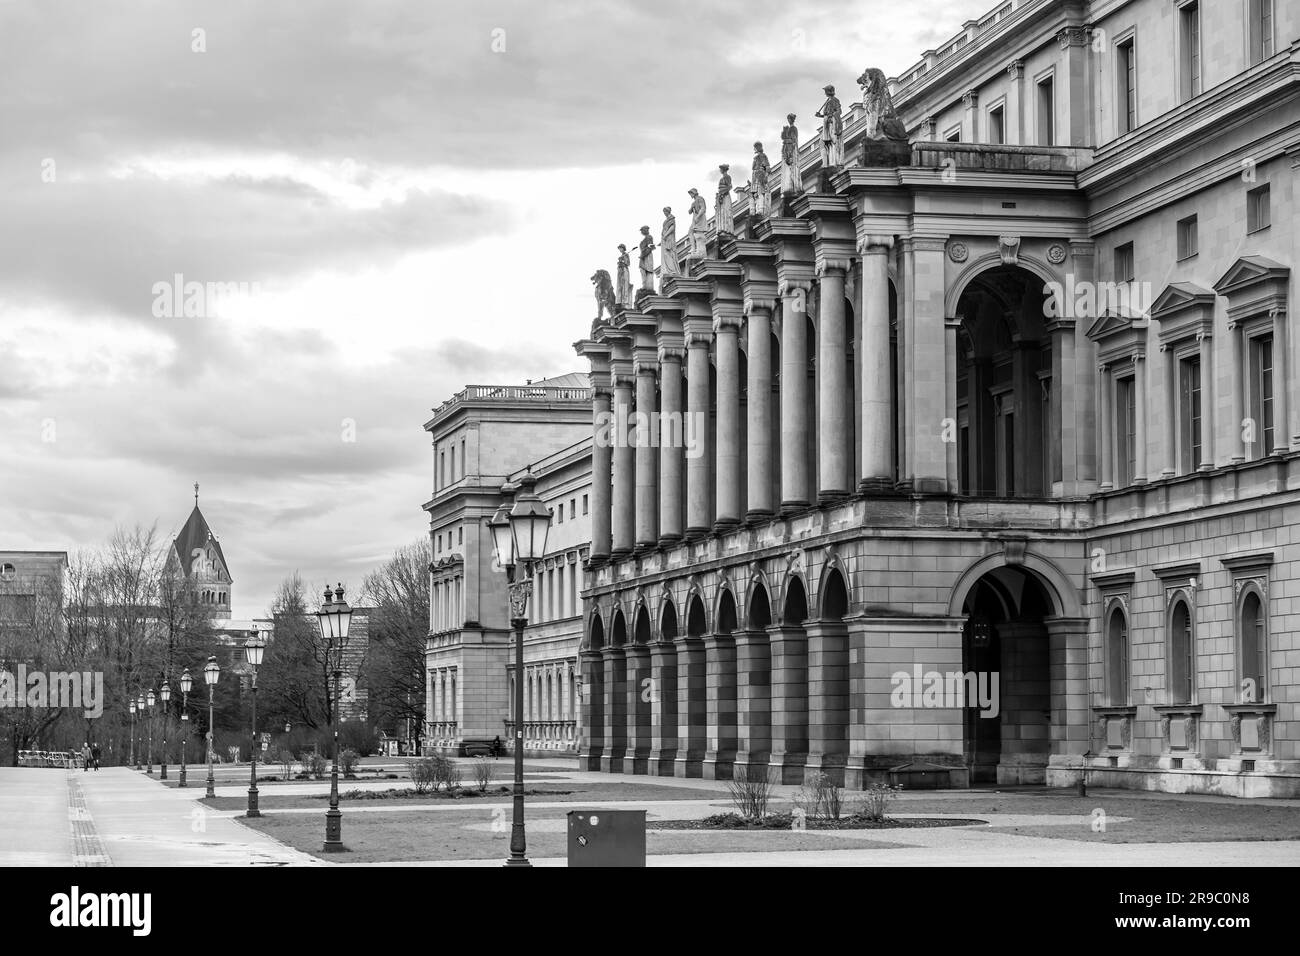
492,735,502,758
80,742,91,772
91,742,101,771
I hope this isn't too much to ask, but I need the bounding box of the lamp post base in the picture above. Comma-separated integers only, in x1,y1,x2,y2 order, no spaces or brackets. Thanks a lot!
323,807,344,851
246,786,260,817
505,857,532,868
160,762,168,780
178,766,187,788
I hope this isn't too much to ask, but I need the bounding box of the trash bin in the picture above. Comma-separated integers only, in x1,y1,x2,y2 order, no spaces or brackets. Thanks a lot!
567,809,646,867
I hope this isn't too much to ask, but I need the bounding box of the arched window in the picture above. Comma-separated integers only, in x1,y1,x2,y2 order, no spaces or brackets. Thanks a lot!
1239,589,1267,702
1168,598,1195,704
1105,604,1129,705
0,562,15,579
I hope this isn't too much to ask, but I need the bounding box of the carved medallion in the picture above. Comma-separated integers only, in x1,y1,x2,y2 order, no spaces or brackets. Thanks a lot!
1046,243,1068,264
947,241,969,263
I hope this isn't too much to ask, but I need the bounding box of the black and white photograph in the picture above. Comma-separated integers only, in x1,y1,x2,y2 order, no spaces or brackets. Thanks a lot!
0,0,1295,927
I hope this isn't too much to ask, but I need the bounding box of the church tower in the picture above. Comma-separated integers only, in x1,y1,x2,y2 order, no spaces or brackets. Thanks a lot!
167,483,233,620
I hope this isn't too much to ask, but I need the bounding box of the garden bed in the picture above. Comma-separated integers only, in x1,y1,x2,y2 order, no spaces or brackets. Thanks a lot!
307,786,575,801
653,812,986,830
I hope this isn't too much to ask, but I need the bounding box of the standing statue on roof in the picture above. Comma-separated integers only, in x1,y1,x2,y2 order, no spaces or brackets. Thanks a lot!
660,207,680,278
715,164,735,236
815,84,844,169
615,244,633,307
637,225,656,291
780,113,801,197
750,142,771,216
687,188,708,260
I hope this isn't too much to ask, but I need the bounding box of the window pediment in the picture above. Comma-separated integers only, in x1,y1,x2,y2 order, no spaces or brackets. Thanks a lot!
1213,256,1289,324
1087,311,1147,365
1152,282,1215,346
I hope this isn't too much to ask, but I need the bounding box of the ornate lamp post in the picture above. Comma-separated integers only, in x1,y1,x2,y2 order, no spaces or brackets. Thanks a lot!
128,698,137,769
488,483,552,868
245,635,266,817
179,668,192,788
204,656,219,799
145,689,156,773
316,584,352,852
136,693,146,770
159,679,171,780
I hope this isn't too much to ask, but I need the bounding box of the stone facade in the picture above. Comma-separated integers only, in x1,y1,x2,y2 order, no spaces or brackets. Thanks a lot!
423,375,592,756
573,0,1300,795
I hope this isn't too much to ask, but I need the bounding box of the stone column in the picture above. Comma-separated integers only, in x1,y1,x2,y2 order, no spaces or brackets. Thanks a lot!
1045,617,1090,757
702,632,738,780
685,330,713,536
780,281,812,509
766,623,808,784
900,238,949,493
1230,321,1246,462
804,619,849,785
746,305,775,519
599,647,627,773
733,628,771,774
611,373,635,557
859,238,894,490
714,315,742,529
590,388,613,561
1162,345,1177,477
1272,307,1289,454
623,643,651,773
658,347,685,544
1133,353,1148,483
962,89,979,142
1097,364,1112,490
648,640,679,776
673,637,706,778
1198,332,1215,469
579,649,604,770
817,263,851,501
634,357,659,551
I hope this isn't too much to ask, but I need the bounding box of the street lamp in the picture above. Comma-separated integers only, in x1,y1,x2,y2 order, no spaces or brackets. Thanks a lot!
204,656,220,799
128,698,137,769
136,693,146,771
316,583,352,852
488,483,552,868
245,635,266,817
159,679,171,780
145,688,156,774
179,668,193,788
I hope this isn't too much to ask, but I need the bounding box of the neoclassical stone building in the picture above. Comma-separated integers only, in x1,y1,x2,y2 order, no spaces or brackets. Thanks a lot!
574,0,1300,796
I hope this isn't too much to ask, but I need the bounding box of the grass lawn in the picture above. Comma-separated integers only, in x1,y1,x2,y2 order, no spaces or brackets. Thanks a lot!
205,781,730,811
240,808,908,862
895,792,1300,843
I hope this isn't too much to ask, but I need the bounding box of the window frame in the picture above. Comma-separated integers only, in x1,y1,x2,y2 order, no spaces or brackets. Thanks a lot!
1247,183,1271,234
1176,214,1198,261
1166,592,1196,705
1115,30,1138,135
1034,69,1055,146
1178,1,1202,102
1104,599,1131,706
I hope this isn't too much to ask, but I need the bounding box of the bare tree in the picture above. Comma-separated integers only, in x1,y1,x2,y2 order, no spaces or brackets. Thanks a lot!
360,539,429,748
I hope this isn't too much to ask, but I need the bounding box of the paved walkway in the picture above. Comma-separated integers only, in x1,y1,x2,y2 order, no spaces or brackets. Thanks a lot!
0,767,317,866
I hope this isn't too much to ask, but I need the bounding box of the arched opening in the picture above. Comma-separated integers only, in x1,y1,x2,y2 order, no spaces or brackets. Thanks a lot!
717,589,737,634
809,566,850,784
749,584,772,630
1105,605,1129,706
611,609,627,647
634,606,652,644
603,609,629,772
1168,598,1194,705
660,600,678,641
821,567,848,619
955,265,1051,498
1239,590,1266,701
583,613,607,769
961,565,1054,784
588,614,605,651
627,605,654,773
687,594,707,637
783,576,808,625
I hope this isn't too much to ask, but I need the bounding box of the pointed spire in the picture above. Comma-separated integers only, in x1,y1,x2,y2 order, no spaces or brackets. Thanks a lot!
194,481,200,506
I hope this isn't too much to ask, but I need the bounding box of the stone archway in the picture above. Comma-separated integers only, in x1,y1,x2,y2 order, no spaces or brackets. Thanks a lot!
624,605,654,774
734,582,773,775
806,567,850,785
704,588,739,780
579,614,606,770
600,609,628,773
768,575,810,783
649,598,679,775
674,593,709,777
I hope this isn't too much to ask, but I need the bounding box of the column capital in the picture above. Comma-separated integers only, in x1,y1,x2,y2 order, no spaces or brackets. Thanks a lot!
777,277,813,297
684,329,712,348
856,234,894,255
1097,363,1109,374
1007,59,1024,79
633,355,659,378
712,307,744,332
657,345,685,364
816,258,852,277
962,89,978,107
744,295,778,315
1056,24,1092,49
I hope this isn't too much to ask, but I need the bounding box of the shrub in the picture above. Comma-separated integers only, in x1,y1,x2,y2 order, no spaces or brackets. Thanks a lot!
859,783,902,822
435,756,462,792
340,749,360,777
268,748,294,781
472,756,492,792
299,751,327,779
726,764,775,821
411,757,438,795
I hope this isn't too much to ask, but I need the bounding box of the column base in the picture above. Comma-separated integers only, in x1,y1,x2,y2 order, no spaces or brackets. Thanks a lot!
588,554,610,569
684,527,710,541
857,477,895,495
712,518,740,533
911,477,949,495
579,748,603,771
702,750,737,781
624,747,650,774
817,489,851,505
657,534,683,549
731,751,771,778
779,500,810,516
767,750,809,785
599,751,626,774
744,509,774,524
803,753,847,787
610,548,632,562
648,748,678,776
672,750,705,778
632,542,656,556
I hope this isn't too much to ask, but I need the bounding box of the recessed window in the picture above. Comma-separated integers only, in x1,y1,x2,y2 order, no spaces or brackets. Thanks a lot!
1248,334,1275,458
1247,183,1270,233
1168,599,1195,704
1180,3,1201,101
1036,76,1055,146
569,499,576,520
1116,375,1137,487
987,105,1005,145
1239,588,1268,701
1117,37,1137,134
1114,242,1135,283
1176,215,1198,260
457,526,463,545
557,504,564,524
582,494,589,515
1249,0,1275,64
1106,606,1130,705
1179,356,1202,474
436,533,442,552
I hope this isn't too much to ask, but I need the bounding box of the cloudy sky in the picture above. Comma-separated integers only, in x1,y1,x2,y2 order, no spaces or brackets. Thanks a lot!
0,0,986,618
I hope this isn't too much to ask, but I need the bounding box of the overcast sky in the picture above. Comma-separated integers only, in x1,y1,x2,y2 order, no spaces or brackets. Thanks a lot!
0,0,987,618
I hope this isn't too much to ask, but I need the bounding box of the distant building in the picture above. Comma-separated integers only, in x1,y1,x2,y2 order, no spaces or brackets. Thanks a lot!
0,551,67,639
423,374,593,755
